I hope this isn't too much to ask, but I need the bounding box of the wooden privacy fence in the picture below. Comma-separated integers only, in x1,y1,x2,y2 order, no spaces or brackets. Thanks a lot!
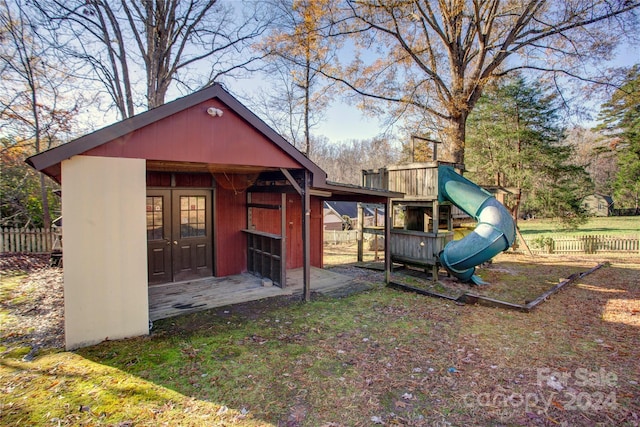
526,235,640,255
0,227,55,253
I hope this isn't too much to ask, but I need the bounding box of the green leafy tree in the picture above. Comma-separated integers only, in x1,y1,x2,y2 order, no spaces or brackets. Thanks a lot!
466,76,593,227
0,138,60,227
597,65,640,210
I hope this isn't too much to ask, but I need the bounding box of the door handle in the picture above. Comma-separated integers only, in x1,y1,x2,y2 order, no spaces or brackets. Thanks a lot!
173,240,178,245
166,240,171,246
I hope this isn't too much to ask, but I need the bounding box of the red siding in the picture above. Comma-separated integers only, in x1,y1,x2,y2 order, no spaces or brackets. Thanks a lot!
85,99,302,169
215,186,247,276
310,197,323,267
147,172,213,187
175,173,213,187
249,193,282,235
249,192,323,269
286,196,302,269
147,171,171,187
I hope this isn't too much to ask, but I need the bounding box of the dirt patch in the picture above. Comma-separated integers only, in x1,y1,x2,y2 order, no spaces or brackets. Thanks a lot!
0,254,64,356
322,264,385,297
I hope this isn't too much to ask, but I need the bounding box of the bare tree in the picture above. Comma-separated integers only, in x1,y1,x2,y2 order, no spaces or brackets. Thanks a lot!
1,0,82,228
35,0,272,118
256,0,340,155
325,0,639,164
564,127,617,195
310,136,400,185
250,64,307,150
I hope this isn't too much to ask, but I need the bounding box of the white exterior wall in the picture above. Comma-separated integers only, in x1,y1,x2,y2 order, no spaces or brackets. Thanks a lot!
62,155,148,349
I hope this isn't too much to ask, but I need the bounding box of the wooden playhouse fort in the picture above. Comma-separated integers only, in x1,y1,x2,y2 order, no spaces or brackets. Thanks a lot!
357,161,516,285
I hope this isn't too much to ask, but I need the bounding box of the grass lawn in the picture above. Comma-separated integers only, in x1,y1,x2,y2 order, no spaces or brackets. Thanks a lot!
517,216,640,237
1,252,639,426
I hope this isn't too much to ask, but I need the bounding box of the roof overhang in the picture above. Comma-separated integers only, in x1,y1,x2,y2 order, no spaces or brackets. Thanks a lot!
313,181,404,202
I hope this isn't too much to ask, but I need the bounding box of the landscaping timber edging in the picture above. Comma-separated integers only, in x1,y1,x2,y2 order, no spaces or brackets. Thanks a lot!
388,262,606,312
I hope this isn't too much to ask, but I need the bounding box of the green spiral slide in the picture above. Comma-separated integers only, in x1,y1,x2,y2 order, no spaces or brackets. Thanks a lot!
438,165,516,285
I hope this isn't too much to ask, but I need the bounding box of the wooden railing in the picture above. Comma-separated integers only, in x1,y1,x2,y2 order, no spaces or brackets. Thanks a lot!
390,229,454,267
0,227,55,253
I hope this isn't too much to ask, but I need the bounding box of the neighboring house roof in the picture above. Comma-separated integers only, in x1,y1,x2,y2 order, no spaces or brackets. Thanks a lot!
323,208,343,219
598,194,614,205
26,83,402,200
325,201,359,219
324,201,380,219
583,194,614,204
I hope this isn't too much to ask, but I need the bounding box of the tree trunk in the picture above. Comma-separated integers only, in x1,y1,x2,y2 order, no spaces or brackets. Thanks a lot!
443,115,467,165
148,79,170,110
39,174,51,230
303,54,311,157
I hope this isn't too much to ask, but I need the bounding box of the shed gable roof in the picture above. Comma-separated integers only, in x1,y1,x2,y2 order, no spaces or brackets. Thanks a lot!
26,83,327,185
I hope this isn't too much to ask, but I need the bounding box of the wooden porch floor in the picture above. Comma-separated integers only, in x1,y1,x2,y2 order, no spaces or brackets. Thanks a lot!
148,267,356,321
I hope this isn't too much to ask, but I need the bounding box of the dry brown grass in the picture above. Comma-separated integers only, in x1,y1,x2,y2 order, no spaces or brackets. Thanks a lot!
1,249,638,426
323,241,383,266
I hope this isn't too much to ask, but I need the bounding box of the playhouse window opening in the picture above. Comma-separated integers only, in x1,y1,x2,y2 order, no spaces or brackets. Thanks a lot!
392,204,450,233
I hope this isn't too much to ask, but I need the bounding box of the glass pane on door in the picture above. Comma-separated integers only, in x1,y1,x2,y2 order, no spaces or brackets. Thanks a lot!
146,196,164,240
179,196,206,238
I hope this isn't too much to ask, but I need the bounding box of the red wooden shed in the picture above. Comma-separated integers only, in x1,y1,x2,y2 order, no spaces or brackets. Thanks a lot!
27,83,400,349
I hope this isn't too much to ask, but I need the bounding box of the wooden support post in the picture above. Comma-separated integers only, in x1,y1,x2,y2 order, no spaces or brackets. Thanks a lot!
302,170,311,302
247,192,252,229
374,207,379,261
431,200,439,281
515,226,533,256
246,192,252,277
281,192,287,288
357,203,364,263
384,200,392,284
432,200,439,234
